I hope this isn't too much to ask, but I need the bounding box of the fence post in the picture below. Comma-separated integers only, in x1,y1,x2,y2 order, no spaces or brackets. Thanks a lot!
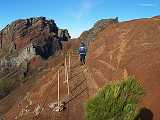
66,66,69,95
58,70,60,107
65,56,67,83
68,52,71,74
67,52,70,95
64,52,70,95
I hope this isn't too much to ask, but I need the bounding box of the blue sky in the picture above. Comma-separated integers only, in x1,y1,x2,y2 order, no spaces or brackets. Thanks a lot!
0,0,160,38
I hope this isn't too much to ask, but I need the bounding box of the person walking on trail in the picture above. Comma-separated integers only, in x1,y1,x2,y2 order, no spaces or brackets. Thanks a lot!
79,41,87,65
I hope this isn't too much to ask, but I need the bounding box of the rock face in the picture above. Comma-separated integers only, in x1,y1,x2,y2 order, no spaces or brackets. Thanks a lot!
79,17,118,44
0,17,56,52
0,17,70,98
87,17,160,119
0,17,70,58
0,17,70,70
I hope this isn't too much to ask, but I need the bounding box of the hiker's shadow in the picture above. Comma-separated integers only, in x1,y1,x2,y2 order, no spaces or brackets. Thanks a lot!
134,107,153,120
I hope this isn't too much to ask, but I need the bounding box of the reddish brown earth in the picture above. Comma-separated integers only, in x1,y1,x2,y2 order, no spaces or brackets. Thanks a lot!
87,17,160,120
0,48,89,120
1,16,160,120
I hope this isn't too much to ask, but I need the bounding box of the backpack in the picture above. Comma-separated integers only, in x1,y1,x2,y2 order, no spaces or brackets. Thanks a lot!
79,47,86,54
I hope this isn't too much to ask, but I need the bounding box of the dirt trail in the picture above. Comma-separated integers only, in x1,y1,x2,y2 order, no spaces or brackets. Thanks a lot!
35,52,89,120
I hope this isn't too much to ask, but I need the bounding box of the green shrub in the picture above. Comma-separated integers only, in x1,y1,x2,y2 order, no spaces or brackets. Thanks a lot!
85,76,144,120
0,72,17,96
0,79,9,97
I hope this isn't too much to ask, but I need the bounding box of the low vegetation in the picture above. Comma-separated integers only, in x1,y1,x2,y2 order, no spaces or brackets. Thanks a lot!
0,72,19,98
85,76,144,120
0,78,10,97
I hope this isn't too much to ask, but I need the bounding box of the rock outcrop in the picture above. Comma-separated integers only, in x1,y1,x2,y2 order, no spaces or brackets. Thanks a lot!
79,17,118,44
0,17,70,98
0,17,71,70
0,17,70,58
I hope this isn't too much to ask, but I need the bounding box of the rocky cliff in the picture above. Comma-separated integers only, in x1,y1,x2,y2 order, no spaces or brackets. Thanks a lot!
0,17,70,98
0,17,71,70
0,17,70,58
79,17,118,44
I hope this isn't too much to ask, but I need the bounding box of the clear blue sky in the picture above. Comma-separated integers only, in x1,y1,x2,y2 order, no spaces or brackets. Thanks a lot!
0,0,159,38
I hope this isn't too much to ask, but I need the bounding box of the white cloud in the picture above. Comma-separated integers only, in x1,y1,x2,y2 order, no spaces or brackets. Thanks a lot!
74,0,97,20
137,3,157,7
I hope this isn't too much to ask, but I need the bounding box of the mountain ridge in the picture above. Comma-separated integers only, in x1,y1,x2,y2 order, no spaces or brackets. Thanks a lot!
0,16,160,119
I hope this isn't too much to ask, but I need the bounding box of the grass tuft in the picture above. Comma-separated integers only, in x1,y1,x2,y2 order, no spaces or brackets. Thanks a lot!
85,76,144,120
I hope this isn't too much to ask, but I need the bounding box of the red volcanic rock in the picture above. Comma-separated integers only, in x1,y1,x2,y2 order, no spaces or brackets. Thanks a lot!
0,17,71,100
0,17,58,52
87,18,160,119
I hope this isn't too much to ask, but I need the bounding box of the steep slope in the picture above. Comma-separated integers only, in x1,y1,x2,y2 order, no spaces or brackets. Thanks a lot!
0,48,89,120
0,53,64,115
1,16,160,120
0,17,70,99
87,17,160,119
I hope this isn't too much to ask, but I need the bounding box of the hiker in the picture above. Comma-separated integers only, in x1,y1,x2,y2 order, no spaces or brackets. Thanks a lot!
79,41,87,65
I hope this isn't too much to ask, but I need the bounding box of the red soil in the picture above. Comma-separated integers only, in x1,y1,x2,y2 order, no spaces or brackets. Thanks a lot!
0,48,89,120
1,17,160,120
87,18,160,120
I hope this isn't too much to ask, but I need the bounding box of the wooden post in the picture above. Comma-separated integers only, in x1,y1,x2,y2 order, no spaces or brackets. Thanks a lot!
64,52,70,95
65,56,67,83
66,66,70,95
58,70,60,107
67,52,70,95
68,52,71,74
